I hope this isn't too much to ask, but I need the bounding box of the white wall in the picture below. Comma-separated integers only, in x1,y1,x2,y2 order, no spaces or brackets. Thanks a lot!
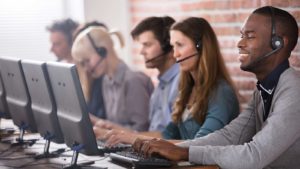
0,0,84,61
84,0,132,66
0,0,131,63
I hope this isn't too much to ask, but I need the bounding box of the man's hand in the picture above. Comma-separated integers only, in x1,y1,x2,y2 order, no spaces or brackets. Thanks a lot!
133,138,189,161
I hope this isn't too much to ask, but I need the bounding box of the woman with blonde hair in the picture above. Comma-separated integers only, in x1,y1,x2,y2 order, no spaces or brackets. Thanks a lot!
100,17,239,146
72,27,154,131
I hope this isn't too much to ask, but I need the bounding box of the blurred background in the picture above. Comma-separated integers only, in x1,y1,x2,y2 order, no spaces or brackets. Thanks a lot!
0,0,299,106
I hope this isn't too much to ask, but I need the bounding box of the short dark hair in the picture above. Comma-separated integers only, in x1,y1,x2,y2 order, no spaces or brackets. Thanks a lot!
46,18,79,46
131,16,175,49
253,6,298,52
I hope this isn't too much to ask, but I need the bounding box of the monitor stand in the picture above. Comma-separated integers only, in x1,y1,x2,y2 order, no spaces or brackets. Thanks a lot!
3,123,38,147
34,134,65,160
64,143,106,169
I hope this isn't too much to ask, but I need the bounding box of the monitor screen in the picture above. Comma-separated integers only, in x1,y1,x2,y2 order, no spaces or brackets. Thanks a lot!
46,61,99,155
0,72,11,119
0,57,37,132
21,59,64,143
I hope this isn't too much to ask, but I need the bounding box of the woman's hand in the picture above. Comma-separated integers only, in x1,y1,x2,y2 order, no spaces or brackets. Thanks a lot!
104,130,138,147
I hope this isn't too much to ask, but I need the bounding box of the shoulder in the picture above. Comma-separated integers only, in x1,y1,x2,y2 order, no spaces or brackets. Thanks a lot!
123,69,154,92
125,70,152,84
278,68,300,87
214,80,236,98
275,68,300,97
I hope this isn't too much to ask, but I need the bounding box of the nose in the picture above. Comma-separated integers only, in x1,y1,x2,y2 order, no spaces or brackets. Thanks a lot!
139,46,146,56
173,48,180,59
237,37,245,50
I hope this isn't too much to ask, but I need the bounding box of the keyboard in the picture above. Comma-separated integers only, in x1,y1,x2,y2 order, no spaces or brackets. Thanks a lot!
110,150,173,168
97,140,131,154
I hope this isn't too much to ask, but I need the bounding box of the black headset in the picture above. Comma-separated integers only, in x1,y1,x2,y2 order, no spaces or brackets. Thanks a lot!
87,33,107,58
160,18,173,54
270,6,284,50
195,40,202,52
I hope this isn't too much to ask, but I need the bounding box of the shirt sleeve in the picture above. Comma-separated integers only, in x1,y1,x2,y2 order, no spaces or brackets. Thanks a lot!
124,72,154,131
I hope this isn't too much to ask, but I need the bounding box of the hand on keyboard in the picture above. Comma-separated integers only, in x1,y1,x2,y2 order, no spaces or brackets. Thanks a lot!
104,129,138,147
133,138,189,161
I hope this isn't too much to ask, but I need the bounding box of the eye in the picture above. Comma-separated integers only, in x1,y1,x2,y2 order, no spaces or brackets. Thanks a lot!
80,59,89,67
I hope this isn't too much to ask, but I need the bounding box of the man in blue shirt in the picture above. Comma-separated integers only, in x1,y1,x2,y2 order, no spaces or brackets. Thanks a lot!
93,16,180,144
131,16,179,132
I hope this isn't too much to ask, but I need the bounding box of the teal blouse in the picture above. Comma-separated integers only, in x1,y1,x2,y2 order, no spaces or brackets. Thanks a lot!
162,80,239,140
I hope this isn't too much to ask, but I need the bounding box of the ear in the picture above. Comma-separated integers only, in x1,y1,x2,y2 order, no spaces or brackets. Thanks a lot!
282,36,289,49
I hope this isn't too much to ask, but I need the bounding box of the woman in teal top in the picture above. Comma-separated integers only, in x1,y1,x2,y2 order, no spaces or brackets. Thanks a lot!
161,17,239,140
94,17,239,145
162,80,239,140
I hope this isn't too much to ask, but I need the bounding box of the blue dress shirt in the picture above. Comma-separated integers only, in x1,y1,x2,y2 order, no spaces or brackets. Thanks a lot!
148,64,180,131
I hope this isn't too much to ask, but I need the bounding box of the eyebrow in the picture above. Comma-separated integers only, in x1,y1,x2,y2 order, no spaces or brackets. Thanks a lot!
240,30,255,34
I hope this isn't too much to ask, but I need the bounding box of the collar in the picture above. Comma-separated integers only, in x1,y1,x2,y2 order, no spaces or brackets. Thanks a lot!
158,63,179,85
104,62,127,85
256,59,290,95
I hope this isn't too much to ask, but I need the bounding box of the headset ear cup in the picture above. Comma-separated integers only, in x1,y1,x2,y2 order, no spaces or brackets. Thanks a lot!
195,41,202,52
96,47,107,58
162,42,172,54
271,35,284,50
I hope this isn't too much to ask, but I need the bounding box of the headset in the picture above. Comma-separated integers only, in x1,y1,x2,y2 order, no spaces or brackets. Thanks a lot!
195,39,202,52
87,33,107,58
270,7,284,50
160,18,173,54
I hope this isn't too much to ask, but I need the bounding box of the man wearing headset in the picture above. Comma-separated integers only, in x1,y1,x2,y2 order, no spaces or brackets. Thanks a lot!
92,16,180,143
133,6,300,169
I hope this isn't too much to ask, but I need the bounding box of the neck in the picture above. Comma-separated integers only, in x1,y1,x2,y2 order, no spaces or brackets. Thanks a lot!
157,53,176,76
254,56,287,81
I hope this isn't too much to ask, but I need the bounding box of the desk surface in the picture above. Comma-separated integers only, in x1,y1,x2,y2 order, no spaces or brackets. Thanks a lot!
0,140,218,169
0,120,219,169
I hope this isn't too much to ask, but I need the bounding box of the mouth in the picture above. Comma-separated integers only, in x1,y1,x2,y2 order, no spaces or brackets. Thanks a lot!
238,53,249,62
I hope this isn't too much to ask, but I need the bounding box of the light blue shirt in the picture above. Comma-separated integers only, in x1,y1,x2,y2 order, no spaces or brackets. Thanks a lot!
148,64,180,131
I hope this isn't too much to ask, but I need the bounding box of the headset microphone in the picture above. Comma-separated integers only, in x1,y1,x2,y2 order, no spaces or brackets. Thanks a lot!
176,53,198,63
145,52,166,63
248,46,282,67
90,57,105,74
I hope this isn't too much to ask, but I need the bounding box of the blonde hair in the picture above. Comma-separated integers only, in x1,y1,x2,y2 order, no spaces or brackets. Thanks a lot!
71,27,125,101
171,17,237,124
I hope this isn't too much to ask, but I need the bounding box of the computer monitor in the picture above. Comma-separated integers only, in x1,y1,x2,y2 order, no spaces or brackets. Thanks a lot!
0,72,11,119
46,61,99,156
0,57,37,138
21,59,64,145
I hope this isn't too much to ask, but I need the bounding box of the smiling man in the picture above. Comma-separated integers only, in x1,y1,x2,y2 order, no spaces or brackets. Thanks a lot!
132,6,300,169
